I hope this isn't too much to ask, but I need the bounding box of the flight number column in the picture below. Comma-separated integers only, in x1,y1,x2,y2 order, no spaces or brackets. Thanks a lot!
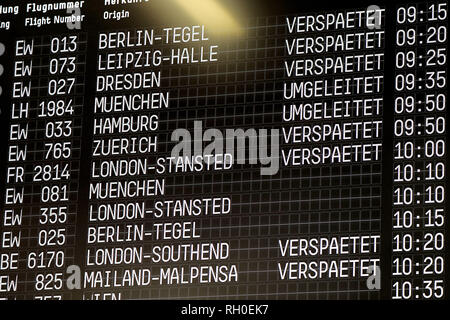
34,34,86,299
1,34,86,299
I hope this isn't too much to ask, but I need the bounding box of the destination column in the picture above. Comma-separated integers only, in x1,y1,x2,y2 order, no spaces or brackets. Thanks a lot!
83,26,236,299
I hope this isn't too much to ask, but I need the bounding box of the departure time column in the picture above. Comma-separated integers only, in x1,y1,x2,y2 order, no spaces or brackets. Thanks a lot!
392,1,448,300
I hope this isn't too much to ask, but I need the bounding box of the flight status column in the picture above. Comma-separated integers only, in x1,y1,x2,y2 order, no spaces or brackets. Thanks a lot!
279,8,385,298
392,2,448,300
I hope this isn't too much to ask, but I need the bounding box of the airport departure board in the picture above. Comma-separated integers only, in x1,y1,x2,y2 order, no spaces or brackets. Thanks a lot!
0,0,449,302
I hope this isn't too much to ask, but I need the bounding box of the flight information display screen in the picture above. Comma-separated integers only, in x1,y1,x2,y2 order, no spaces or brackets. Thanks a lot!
0,0,448,302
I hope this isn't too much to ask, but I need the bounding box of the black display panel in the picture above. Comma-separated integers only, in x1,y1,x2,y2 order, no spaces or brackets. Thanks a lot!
0,0,448,301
